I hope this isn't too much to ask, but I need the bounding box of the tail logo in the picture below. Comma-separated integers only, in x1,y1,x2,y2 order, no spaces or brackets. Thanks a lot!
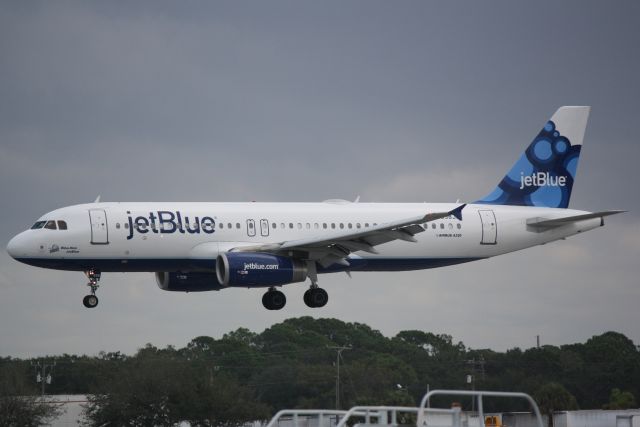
519,171,567,190
476,119,581,209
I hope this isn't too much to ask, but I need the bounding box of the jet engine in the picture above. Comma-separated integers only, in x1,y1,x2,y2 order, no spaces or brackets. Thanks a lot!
155,271,225,292
216,252,308,287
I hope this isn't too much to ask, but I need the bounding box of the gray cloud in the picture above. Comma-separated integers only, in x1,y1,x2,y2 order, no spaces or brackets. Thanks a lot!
1,0,639,357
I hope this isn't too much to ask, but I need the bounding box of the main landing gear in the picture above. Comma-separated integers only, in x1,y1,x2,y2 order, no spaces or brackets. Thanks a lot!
260,284,329,310
304,285,328,308
262,287,286,310
82,269,101,308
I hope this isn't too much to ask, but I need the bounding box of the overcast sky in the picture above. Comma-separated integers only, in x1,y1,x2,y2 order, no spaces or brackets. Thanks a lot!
1,1,639,358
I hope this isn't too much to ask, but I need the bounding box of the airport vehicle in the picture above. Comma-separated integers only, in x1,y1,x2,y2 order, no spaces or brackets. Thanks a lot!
266,389,544,427
6,106,623,309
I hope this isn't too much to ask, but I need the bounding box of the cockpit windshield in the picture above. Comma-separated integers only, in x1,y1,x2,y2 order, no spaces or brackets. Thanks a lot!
30,220,69,230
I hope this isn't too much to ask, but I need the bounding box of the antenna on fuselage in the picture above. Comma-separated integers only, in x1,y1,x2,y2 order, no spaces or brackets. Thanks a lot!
94,195,101,203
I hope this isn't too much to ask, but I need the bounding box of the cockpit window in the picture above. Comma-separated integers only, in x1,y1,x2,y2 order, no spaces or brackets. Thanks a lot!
44,220,57,230
31,221,46,229
57,220,68,230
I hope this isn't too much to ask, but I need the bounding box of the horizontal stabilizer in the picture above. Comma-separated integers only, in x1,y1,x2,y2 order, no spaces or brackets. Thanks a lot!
527,210,625,229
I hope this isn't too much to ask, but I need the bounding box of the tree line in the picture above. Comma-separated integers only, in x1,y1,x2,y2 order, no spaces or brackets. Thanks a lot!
1,317,638,426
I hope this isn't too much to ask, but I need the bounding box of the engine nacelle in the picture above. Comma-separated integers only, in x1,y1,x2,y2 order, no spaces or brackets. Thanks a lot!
155,272,225,292
216,252,308,287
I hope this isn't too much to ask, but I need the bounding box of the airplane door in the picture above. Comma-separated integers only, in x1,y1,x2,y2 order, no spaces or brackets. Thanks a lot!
478,209,497,245
260,219,269,237
89,209,109,244
246,219,256,237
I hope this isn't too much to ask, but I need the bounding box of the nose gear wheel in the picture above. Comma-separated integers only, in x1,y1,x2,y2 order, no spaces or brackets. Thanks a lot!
82,269,101,308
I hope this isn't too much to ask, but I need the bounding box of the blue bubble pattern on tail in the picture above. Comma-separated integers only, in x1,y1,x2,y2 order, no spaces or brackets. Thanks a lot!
475,120,581,208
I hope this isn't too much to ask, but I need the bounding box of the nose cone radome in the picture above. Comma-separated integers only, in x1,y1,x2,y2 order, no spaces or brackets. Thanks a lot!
7,233,26,259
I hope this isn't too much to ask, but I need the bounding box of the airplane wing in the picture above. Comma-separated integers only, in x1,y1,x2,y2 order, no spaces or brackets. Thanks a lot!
231,204,466,268
526,210,625,230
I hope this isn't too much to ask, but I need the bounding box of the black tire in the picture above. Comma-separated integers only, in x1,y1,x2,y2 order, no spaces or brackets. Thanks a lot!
83,295,99,308
303,289,314,307
310,288,328,308
270,290,286,310
262,292,273,310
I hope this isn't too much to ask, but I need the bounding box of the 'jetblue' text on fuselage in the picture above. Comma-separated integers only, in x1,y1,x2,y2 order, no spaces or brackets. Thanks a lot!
126,211,215,240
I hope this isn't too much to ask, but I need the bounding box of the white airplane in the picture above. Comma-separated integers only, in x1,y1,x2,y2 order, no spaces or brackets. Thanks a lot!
7,106,623,310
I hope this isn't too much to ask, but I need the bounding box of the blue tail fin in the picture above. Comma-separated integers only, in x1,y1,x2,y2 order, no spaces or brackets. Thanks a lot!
475,106,590,209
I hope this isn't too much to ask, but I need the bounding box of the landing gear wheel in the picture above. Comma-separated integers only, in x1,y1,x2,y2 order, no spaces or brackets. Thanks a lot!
303,289,313,307
83,269,101,308
262,289,286,310
304,287,328,308
83,294,99,308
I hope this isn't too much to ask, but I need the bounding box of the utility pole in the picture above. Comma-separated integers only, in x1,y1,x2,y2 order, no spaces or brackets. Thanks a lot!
328,345,352,409
32,359,56,397
465,357,485,412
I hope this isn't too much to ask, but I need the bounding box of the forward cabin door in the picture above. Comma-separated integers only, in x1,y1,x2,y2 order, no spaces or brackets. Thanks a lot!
89,209,109,244
478,209,497,245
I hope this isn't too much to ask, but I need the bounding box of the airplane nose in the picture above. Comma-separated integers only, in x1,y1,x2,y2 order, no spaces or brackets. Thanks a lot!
7,233,25,259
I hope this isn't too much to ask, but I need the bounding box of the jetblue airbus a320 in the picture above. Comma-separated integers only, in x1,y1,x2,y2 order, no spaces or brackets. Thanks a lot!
7,107,623,310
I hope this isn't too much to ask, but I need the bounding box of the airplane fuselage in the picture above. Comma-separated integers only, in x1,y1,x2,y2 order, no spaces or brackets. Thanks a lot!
7,201,601,274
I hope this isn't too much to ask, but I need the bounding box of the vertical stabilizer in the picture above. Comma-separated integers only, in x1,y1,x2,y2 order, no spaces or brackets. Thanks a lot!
476,106,590,209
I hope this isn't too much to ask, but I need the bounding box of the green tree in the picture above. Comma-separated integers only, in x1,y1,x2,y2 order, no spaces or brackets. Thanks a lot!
534,382,578,427
81,352,268,426
603,388,637,409
0,363,62,426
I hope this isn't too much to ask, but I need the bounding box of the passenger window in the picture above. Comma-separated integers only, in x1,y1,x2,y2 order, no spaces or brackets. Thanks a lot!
323,223,327,229
331,223,336,229
365,223,369,227
289,223,293,229
124,223,129,229
314,223,319,229
432,223,436,229
306,223,310,229
297,223,302,229
448,223,453,229
220,223,224,229
356,223,361,228
227,223,232,229
115,223,120,229
236,223,241,229
272,223,277,229
457,223,462,229
348,223,352,229
31,221,46,229
440,223,444,229
280,223,285,229
339,223,344,229
45,220,57,230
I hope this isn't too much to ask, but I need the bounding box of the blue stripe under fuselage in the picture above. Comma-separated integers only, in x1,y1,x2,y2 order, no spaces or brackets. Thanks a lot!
13,257,482,273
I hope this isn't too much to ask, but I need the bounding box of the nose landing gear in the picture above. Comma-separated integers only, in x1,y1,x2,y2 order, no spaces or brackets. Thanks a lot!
83,269,101,308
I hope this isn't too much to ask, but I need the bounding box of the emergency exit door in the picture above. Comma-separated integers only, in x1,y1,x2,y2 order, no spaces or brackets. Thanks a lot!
478,209,497,245
89,209,109,244
260,219,270,237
